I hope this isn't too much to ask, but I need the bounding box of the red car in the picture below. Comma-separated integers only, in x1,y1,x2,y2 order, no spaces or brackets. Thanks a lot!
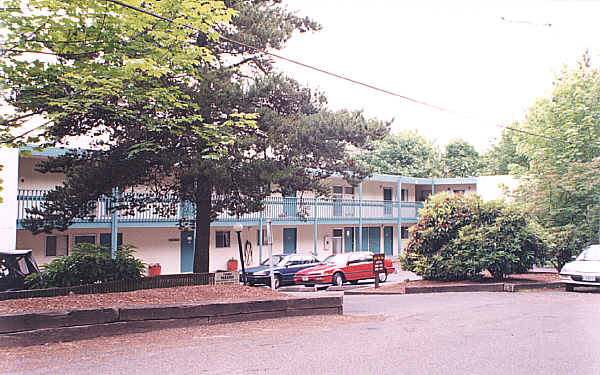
294,251,395,286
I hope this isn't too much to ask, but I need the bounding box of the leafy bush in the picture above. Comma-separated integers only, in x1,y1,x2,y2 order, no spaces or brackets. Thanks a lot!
543,225,590,271
25,243,145,289
401,193,545,281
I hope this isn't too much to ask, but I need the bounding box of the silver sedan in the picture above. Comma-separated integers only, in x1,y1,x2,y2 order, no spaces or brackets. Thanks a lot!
560,244,600,291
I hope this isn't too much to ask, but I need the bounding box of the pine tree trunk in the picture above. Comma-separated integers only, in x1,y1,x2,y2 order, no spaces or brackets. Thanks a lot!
193,195,211,273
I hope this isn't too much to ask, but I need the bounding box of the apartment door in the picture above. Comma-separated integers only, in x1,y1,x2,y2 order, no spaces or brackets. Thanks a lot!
368,227,381,253
283,228,297,254
384,226,393,256
383,187,393,216
180,230,194,273
355,227,369,251
332,229,343,254
344,227,354,252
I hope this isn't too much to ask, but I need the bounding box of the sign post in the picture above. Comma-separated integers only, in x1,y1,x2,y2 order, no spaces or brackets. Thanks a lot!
266,219,275,290
373,253,385,289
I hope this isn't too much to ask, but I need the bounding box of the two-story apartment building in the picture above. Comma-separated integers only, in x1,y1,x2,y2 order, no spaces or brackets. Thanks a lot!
1,147,480,274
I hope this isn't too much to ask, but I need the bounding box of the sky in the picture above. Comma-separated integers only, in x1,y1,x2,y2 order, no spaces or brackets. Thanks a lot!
276,0,600,151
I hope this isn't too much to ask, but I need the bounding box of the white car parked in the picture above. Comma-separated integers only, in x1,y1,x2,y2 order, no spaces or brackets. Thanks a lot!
560,244,600,292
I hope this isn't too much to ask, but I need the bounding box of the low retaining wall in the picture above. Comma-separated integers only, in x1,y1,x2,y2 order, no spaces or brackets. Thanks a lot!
345,281,563,295
0,294,343,347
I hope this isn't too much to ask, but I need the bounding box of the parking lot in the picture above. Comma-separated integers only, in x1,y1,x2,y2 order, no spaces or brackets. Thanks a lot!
5,288,600,375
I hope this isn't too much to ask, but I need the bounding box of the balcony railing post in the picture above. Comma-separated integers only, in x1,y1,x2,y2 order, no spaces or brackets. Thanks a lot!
110,187,119,259
313,195,318,256
358,183,363,251
397,180,402,256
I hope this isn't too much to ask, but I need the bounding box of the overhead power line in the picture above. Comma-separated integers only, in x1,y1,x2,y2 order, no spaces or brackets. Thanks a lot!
2,0,598,151
99,0,600,151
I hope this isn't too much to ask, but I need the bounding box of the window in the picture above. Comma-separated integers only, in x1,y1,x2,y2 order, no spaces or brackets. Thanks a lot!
99,233,124,253
216,231,231,248
332,229,343,237
75,235,96,245
420,190,431,202
348,253,362,264
333,186,354,195
401,189,409,201
45,235,68,256
401,227,410,239
257,229,268,245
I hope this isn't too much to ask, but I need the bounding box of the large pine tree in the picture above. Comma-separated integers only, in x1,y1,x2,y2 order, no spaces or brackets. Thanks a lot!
14,0,389,272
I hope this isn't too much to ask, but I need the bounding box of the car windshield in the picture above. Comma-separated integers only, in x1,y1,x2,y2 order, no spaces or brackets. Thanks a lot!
323,254,348,266
576,246,600,261
260,255,285,266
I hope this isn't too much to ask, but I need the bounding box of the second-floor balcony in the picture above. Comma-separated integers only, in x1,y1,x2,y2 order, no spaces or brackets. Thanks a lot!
16,189,424,229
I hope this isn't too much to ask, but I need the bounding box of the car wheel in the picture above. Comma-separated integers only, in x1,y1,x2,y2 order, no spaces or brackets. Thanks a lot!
377,272,387,283
332,272,344,286
349,280,359,285
565,284,574,292
272,275,281,289
247,280,254,286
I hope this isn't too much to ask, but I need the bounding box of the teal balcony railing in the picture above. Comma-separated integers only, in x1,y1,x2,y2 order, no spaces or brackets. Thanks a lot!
17,189,424,227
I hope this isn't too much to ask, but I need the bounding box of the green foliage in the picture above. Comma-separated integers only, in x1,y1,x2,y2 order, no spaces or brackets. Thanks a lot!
512,55,600,270
482,129,530,175
543,225,589,272
516,54,600,176
25,243,145,289
0,0,242,151
515,158,600,270
401,193,544,281
17,1,388,274
355,131,441,177
442,140,483,177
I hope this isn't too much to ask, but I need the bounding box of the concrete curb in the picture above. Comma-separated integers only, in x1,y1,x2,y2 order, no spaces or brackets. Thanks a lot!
503,281,564,292
344,281,562,295
0,294,343,348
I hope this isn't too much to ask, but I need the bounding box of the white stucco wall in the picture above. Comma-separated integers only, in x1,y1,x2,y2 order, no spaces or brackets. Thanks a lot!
18,157,65,190
0,148,18,250
432,183,477,195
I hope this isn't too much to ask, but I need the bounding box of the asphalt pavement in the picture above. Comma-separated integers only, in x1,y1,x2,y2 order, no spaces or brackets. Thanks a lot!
6,288,600,375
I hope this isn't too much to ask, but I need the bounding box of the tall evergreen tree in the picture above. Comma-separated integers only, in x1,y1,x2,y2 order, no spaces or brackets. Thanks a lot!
18,0,389,272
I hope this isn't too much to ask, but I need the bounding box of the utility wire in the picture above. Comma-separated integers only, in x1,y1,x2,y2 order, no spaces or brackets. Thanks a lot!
100,0,600,151
3,0,598,151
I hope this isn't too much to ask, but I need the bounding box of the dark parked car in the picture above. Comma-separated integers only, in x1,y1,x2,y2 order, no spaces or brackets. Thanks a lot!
241,254,321,289
0,250,40,292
